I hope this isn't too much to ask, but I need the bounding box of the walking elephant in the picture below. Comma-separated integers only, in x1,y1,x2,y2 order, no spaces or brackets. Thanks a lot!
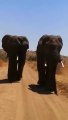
2,35,29,82
36,35,63,94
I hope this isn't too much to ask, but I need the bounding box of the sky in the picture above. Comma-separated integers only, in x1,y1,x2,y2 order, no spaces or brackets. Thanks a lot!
0,0,68,56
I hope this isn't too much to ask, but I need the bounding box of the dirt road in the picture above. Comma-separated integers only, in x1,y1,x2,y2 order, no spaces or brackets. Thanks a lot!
0,63,68,120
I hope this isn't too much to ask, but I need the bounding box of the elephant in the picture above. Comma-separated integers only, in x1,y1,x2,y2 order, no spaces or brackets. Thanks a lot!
36,35,63,94
2,35,29,82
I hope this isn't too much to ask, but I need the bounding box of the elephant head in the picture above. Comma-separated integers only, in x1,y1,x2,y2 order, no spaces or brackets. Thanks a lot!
2,35,29,54
2,34,29,82
36,35,63,94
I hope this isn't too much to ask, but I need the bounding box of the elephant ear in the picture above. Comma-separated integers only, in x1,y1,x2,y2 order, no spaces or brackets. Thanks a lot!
58,36,63,45
58,36,63,53
18,36,29,50
2,35,12,52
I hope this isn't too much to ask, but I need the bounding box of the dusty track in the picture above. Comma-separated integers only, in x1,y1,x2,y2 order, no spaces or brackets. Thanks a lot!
0,63,68,120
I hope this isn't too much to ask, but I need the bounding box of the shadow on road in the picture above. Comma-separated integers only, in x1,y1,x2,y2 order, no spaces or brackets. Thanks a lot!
0,79,20,84
28,84,53,95
0,79,9,84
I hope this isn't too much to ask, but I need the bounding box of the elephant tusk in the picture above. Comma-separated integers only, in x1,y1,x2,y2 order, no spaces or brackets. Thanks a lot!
17,56,18,61
61,61,64,68
45,63,47,67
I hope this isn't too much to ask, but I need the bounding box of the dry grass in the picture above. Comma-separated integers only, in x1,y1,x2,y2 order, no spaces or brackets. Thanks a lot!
0,49,7,61
57,81,68,98
27,61,37,71
26,50,37,61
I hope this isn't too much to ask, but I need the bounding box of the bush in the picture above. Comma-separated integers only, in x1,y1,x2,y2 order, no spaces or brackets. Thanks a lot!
0,49,7,61
26,51,37,61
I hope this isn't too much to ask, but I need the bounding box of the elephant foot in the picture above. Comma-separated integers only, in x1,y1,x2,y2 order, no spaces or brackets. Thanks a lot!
37,80,45,86
8,77,21,83
54,90,58,95
17,74,22,81
8,80,16,83
9,75,22,83
49,88,58,95
8,79,17,83
44,86,58,95
17,76,22,81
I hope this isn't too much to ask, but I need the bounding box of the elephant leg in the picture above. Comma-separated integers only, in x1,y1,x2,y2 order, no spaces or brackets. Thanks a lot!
46,63,57,94
37,65,45,85
37,54,45,85
17,50,26,80
51,66,57,94
8,54,17,82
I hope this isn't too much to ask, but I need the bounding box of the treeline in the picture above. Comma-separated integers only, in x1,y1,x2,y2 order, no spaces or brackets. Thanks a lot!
0,49,68,63
0,49,37,61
